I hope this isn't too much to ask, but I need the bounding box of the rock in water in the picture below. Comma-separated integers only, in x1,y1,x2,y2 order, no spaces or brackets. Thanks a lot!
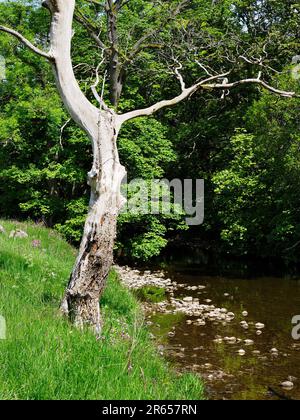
183,297,193,303
9,229,28,239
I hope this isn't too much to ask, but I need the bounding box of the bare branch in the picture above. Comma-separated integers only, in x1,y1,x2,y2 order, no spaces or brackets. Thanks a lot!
195,59,214,77
203,78,298,98
0,25,52,60
74,12,107,50
117,71,298,127
174,62,186,90
91,58,112,113
59,118,71,150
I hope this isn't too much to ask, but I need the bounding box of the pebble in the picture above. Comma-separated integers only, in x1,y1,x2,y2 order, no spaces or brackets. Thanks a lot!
195,320,206,326
270,348,279,355
242,311,248,317
203,363,212,369
225,337,237,344
244,339,254,346
256,330,263,336
183,297,193,303
255,323,265,330
280,381,294,390
237,349,246,356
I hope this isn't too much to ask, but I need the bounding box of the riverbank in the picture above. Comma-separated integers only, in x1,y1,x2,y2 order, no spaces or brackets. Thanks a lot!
0,220,204,400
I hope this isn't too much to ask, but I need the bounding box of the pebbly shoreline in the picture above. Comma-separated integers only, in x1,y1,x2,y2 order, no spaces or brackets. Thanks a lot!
114,265,236,323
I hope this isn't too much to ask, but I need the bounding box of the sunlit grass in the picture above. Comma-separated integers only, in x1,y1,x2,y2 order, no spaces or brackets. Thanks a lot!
0,220,204,400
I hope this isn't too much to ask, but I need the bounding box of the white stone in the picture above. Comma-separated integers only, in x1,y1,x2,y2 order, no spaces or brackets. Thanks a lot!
183,297,193,303
280,381,294,390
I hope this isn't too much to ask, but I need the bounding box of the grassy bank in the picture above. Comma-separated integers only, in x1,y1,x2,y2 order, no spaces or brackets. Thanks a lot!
0,220,204,400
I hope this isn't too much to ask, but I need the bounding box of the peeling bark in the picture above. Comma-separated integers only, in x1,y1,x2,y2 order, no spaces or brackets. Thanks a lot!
61,115,126,334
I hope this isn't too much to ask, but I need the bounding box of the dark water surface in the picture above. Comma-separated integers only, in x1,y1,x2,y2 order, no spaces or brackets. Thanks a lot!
148,270,300,400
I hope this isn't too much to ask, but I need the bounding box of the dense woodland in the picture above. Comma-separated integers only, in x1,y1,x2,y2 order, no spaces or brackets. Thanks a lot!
0,0,300,269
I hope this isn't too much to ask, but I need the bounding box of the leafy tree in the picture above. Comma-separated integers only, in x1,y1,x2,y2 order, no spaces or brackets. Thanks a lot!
213,73,300,263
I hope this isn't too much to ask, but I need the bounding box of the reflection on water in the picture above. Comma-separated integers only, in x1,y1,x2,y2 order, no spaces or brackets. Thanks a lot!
147,271,300,400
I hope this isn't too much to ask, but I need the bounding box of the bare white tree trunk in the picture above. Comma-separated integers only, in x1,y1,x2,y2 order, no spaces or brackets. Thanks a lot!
43,0,126,333
61,114,126,334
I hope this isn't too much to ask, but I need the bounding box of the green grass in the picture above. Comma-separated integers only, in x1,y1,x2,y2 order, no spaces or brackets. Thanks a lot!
0,220,204,400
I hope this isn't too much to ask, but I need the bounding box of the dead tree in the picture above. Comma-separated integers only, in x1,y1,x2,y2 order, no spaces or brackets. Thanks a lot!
0,0,298,334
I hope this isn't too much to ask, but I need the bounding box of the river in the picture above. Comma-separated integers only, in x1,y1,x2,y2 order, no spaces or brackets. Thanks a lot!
146,269,300,400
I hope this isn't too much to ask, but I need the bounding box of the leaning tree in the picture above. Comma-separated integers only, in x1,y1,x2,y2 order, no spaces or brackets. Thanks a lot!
0,0,298,334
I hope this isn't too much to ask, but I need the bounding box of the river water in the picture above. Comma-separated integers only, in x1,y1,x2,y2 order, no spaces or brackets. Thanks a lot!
147,269,300,400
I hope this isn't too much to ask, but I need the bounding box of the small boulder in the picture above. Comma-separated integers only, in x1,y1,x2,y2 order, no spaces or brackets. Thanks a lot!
255,323,265,330
183,297,193,303
226,337,237,344
237,349,246,356
280,381,294,390
9,229,28,239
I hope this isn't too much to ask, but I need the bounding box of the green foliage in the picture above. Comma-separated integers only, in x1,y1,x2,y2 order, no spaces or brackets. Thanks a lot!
119,118,176,179
213,74,300,261
134,286,166,303
0,220,204,400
